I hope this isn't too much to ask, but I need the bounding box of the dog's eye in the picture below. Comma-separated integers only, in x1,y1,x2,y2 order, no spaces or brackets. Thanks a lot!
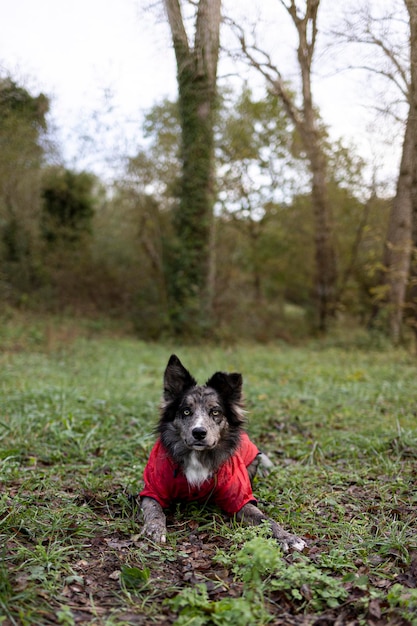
211,409,221,417
181,407,191,417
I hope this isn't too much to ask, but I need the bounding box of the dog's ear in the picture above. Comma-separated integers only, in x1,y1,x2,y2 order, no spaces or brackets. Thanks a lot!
206,371,243,403
163,355,197,401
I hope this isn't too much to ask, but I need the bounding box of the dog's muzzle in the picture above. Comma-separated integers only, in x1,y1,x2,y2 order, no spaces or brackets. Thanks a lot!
187,426,216,449
192,427,207,441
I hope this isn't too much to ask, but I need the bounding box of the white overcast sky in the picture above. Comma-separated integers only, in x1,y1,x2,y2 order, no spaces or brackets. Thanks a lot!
0,0,407,189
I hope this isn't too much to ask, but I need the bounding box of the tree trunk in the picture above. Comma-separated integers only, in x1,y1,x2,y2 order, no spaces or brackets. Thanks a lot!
383,110,413,344
303,120,337,331
164,0,221,336
405,0,417,345
284,0,337,331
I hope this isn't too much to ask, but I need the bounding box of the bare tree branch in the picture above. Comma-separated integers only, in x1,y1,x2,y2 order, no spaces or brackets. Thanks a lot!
224,16,304,130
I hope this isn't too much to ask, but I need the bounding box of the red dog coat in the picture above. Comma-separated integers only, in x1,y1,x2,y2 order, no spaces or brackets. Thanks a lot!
140,432,259,515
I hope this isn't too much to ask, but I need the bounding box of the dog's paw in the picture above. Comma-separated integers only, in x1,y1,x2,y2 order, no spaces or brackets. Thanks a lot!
258,452,274,475
270,522,307,552
143,522,167,543
280,534,307,553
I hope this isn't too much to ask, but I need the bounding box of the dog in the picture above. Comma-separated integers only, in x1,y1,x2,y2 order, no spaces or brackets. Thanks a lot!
139,355,306,552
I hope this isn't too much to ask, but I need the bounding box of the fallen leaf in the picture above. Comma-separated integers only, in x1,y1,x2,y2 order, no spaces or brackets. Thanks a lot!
188,520,199,530
300,584,313,601
368,598,382,619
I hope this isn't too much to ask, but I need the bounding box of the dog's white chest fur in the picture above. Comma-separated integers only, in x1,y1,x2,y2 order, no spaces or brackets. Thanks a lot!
185,452,211,488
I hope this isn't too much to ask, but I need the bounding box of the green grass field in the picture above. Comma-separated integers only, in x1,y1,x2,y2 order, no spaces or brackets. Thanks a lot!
1,320,417,625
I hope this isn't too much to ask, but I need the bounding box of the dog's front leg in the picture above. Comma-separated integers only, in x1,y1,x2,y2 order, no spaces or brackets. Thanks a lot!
141,497,167,543
236,502,306,552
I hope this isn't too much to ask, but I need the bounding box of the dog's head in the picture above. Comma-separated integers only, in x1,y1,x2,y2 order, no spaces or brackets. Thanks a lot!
158,354,245,452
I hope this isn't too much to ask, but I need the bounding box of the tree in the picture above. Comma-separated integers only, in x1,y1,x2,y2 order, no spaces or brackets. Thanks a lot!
163,0,222,335
41,167,96,244
0,77,49,298
216,86,307,304
405,0,417,343
230,0,338,331
333,0,412,343
385,110,413,342
117,153,175,337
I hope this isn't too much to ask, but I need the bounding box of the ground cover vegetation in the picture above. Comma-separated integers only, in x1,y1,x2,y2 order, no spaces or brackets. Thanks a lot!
1,319,416,624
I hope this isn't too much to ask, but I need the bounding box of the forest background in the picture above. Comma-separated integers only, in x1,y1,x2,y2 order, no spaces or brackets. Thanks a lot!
1,0,416,346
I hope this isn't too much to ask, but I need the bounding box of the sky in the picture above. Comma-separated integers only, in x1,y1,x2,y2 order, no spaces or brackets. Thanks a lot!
0,0,178,172
0,0,407,189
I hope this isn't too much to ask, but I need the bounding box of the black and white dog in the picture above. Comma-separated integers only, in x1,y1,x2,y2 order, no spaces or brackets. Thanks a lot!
140,355,306,552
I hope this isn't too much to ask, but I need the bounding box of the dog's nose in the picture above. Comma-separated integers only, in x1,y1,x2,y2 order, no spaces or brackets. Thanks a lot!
192,427,207,441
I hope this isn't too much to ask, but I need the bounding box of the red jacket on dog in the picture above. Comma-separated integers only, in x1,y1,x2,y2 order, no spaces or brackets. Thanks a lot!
140,432,259,515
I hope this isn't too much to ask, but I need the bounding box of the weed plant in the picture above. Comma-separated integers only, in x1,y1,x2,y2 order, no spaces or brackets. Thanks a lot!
0,321,416,624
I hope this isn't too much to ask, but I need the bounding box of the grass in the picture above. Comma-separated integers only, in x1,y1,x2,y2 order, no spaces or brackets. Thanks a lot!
1,316,417,624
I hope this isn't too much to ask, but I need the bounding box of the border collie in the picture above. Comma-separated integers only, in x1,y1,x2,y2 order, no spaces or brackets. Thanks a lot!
139,355,306,552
